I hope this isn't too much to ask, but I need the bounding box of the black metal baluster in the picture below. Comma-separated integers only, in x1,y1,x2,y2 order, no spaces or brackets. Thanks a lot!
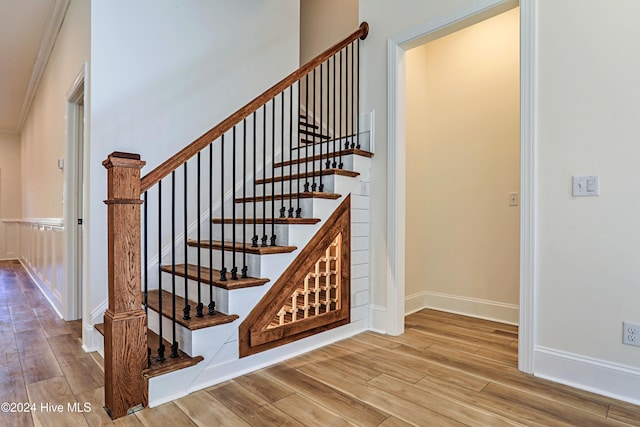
296,81,302,218
311,68,317,192
220,134,227,281
143,192,148,314
319,62,325,192
288,85,294,218
242,119,248,279
332,54,337,169
252,112,259,247
144,191,149,366
208,142,215,315
280,92,286,219
183,164,191,320
304,74,310,193
357,39,361,149
271,98,276,246
196,153,203,318
262,107,268,246
171,172,178,358
231,127,238,280
339,49,344,169
351,41,356,149
156,180,165,362
345,44,350,151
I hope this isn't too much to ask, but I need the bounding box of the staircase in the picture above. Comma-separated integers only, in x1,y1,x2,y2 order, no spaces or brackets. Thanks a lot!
98,23,370,419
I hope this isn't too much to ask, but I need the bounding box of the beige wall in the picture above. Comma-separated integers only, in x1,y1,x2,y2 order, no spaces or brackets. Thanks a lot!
20,0,90,218
0,132,22,259
405,8,520,321
300,0,358,64
0,132,22,219
361,0,640,402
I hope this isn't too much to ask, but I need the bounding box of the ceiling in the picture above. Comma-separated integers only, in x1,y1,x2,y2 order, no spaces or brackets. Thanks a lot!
0,0,69,134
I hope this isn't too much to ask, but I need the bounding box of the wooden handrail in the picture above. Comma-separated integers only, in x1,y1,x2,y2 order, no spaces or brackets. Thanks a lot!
140,22,369,193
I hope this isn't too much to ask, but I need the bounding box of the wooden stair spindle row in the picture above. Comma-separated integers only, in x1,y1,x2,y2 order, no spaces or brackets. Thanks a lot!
102,22,369,420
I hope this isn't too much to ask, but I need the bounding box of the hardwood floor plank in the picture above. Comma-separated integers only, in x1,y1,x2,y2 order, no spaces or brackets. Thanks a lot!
377,416,414,427
482,382,621,427
233,369,294,404
264,364,389,426
273,393,354,427
298,363,465,426
608,403,640,427
350,331,403,350
368,374,522,426
403,343,612,418
57,355,104,395
26,376,89,427
364,345,491,392
208,381,302,426
174,391,251,427
134,402,196,427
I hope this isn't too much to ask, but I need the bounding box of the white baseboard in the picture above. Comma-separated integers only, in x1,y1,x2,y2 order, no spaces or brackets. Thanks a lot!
534,346,640,406
406,291,519,325
19,258,64,319
369,304,391,334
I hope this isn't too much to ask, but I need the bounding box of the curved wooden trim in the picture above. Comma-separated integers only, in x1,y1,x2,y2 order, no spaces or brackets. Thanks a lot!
140,22,369,193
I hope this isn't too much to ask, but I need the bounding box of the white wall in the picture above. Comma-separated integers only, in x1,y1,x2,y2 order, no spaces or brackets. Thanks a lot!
405,8,520,322
359,0,475,318
534,0,640,397
87,0,300,326
300,0,358,64
20,0,90,218
361,0,640,403
0,132,22,259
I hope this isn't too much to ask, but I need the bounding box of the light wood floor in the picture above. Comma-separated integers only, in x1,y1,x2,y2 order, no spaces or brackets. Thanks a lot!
1,259,639,426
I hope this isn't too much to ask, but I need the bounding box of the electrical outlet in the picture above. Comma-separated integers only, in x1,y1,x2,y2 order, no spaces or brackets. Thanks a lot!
623,322,640,347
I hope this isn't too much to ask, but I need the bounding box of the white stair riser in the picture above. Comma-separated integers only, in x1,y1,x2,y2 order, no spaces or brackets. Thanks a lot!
235,198,335,219
276,154,370,177
147,308,237,357
163,249,264,280
252,175,354,197
211,222,314,247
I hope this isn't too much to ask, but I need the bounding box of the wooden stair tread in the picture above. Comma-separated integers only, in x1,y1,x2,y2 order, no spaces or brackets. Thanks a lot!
144,329,204,378
212,217,320,225
235,192,340,203
93,323,204,378
161,264,269,290
274,148,373,168
147,290,239,331
255,169,359,185
187,239,297,254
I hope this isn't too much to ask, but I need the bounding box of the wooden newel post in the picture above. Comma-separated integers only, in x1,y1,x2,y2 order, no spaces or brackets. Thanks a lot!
102,152,147,419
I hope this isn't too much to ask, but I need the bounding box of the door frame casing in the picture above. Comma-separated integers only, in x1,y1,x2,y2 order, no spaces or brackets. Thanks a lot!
63,63,89,321
385,0,536,373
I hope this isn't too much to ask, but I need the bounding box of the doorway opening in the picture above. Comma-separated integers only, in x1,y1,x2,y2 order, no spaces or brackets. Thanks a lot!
386,0,536,373
63,65,87,321
404,8,520,324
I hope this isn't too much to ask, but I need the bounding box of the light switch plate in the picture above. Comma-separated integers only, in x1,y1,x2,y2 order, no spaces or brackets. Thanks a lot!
572,175,599,197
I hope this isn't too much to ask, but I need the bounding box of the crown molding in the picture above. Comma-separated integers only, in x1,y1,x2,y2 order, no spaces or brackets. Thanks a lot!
15,0,71,133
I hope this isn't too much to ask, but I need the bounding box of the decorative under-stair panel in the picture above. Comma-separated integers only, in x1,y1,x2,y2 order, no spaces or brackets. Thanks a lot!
239,196,351,357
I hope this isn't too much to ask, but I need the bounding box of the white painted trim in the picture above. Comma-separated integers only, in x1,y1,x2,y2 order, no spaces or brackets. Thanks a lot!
3,218,63,227
385,0,535,371
16,0,71,133
63,64,87,321
518,0,536,375
18,258,64,319
405,291,519,325
534,346,640,406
